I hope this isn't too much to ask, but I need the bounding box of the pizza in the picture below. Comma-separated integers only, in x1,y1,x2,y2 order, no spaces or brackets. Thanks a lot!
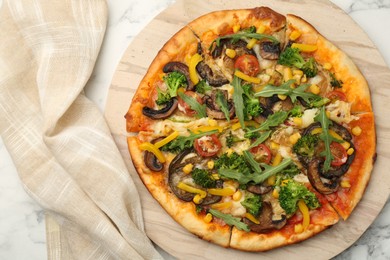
124,6,376,251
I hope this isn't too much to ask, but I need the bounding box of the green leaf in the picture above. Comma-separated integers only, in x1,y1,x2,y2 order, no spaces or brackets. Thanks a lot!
210,32,279,49
178,92,207,118
232,76,246,128
248,130,272,149
314,106,339,171
215,90,231,122
218,158,293,185
243,150,262,174
208,209,250,232
255,80,328,107
247,111,288,133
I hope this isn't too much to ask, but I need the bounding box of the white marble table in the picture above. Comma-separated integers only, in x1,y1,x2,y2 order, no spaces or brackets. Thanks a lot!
0,0,389,259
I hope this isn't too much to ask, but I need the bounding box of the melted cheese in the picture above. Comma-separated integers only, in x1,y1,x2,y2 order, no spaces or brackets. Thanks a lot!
301,108,319,128
326,100,357,124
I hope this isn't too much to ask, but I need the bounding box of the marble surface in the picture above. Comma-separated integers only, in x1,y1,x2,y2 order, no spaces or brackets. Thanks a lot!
0,0,389,259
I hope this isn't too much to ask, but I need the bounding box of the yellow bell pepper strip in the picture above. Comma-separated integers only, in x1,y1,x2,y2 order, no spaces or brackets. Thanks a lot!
234,70,261,84
139,142,166,163
244,212,260,224
177,182,207,198
291,43,318,52
297,200,310,230
210,201,233,210
153,131,179,149
207,187,235,196
189,53,203,85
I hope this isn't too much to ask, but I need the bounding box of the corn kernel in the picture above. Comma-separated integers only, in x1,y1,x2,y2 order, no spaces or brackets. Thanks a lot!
293,117,303,127
352,126,362,136
278,94,287,100
310,84,320,95
193,194,203,204
212,173,220,180
207,160,215,169
226,148,234,156
323,62,332,70
183,163,193,174
340,180,351,188
326,111,331,118
295,223,304,233
341,142,351,150
293,74,302,85
301,74,307,83
233,24,241,33
347,148,355,155
204,213,213,223
225,48,236,59
283,67,293,82
270,141,280,150
233,190,242,201
289,132,301,145
293,69,304,76
289,30,301,41
267,175,276,186
208,119,218,126
256,24,266,34
272,189,279,199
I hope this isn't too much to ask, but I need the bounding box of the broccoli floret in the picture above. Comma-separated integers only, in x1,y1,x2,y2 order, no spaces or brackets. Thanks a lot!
279,180,321,215
225,131,244,148
163,71,187,97
301,57,318,78
155,88,172,105
241,192,262,217
289,105,303,117
242,84,263,119
293,134,319,158
278,47,318,78
195,80,212,94
215,152,252,175
191,168,216,188
330,72,343,88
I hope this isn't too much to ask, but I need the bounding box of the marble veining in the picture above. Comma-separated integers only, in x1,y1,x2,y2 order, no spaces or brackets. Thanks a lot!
1,0,389,259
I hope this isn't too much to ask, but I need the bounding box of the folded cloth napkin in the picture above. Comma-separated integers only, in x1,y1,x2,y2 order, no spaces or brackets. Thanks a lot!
0,1,162,259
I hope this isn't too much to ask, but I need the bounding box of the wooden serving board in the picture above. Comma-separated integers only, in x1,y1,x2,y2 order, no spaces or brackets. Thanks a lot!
105,0,390,259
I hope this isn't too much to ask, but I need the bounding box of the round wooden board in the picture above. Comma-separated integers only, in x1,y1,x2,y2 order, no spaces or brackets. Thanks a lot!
105,0,390,259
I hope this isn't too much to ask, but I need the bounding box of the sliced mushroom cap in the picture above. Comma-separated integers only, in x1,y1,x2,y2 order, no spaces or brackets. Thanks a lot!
243,202,287,233
144,137,165,172
259,41,281,60
247,184,272,195
142,98,178,119
168,149,221,205
196,61,229,87
204,90,235,120
307,158,339,195
163,62,194,90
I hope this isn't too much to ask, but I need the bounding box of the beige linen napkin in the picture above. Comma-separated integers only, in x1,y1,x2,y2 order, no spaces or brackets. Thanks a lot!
0,1,162,259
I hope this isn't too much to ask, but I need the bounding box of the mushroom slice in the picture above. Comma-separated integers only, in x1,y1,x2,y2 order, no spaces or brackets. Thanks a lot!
144,137,165,172
204,90,235,120
259,41,281,60
211,39,256,59
168,149,221,205
142,98,178,119
243,202,287,233
247,184,272,195
307,158,339,195
196,61,229,87
163,62,194,90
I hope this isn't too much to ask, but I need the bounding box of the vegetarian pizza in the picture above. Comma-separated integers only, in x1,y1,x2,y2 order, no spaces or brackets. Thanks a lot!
125,7,376,251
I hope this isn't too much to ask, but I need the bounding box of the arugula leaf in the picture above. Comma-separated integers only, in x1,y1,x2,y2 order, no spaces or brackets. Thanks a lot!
215,90,230,122
247,111,288,133
195,80,212,94
248,130,272,149
178,92,207,118
161,130,218,153
210,32,279,49
314,106,339,171
243,150,262,174
208,209,250,232
255,80,328,107
218,158,293,185
232,76,246,128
